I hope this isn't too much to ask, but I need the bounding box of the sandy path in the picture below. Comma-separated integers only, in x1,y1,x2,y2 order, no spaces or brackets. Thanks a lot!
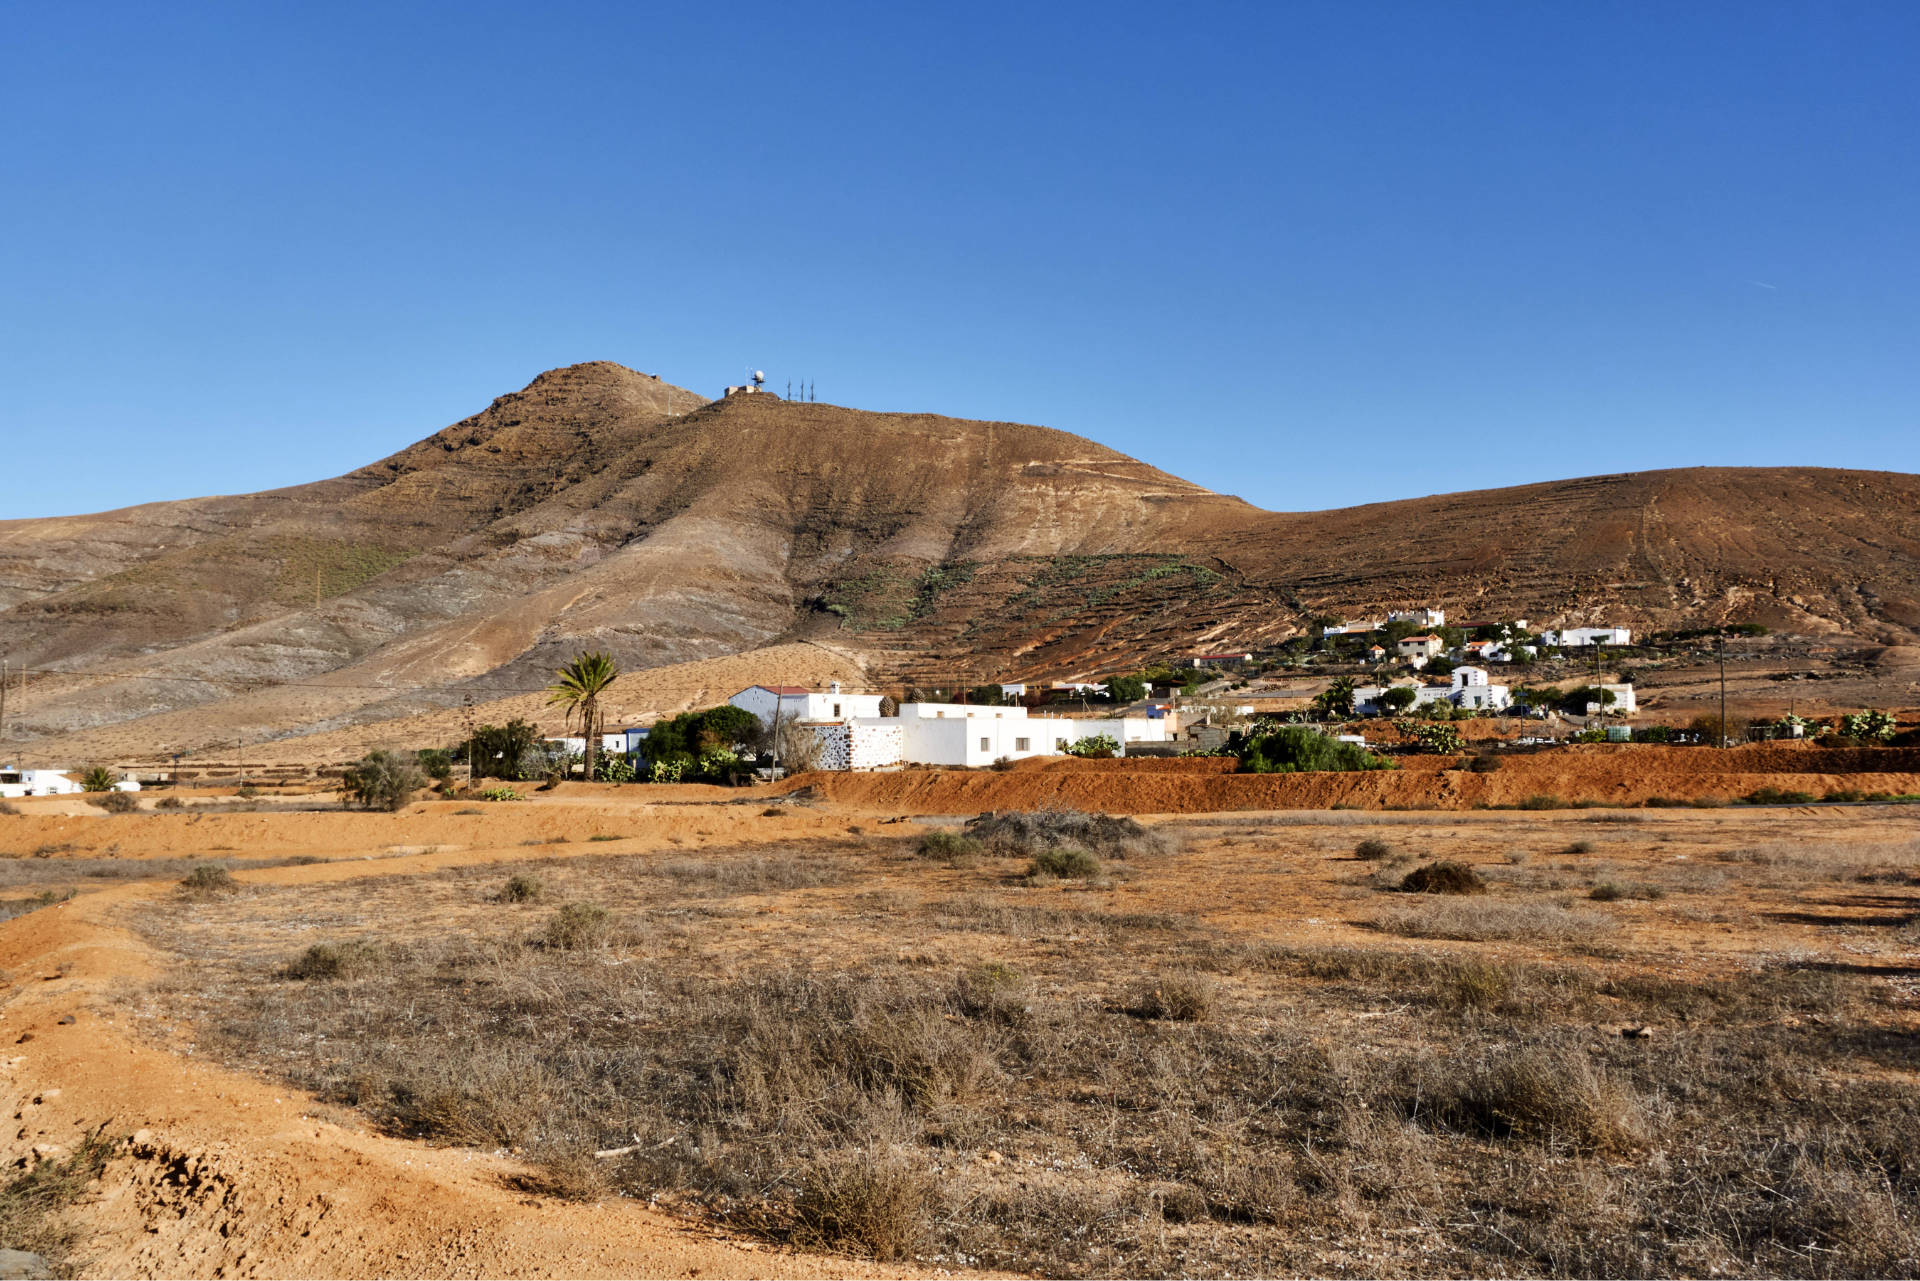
0,808,969,1280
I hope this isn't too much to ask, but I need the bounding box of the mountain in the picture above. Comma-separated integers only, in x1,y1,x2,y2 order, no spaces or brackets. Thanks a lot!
1,360,1916,751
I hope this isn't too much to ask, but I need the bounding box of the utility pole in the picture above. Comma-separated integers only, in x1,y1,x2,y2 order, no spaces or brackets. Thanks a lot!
462,693,476,785
1,658,8,745
1718,633,1729,748
769,682,785,778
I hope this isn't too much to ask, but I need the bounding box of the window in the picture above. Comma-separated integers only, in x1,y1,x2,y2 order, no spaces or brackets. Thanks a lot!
980,737,990,752
1015,737,1030,752
832,703,841,718
935,710,945,718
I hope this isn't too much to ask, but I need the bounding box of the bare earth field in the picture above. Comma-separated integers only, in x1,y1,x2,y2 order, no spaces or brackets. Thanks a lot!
0,754,1915,1278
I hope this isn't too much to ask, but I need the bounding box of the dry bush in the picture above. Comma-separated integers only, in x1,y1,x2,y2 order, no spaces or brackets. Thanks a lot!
495,874,545,903
92,790,138,813
1353,838,1393,861
177,864,239,897
1371,898,1616,943
542,902,614,950
1125,972,1218,1021
1408,1044,1647,1153
1397,860,1486,894
0,800,18,816
1590,880,1664,902
280,940,385,981
965,808,1174,860
789,1150,929,1260
950,964,1032,1024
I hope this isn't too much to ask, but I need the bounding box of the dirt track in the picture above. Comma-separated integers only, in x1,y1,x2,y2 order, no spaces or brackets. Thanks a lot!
0,802,961,1280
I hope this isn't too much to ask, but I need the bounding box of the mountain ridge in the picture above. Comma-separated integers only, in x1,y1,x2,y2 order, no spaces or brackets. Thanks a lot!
1,360,1915,752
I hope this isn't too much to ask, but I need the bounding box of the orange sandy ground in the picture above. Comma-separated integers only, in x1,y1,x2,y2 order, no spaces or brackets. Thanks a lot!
1,750,1916,1277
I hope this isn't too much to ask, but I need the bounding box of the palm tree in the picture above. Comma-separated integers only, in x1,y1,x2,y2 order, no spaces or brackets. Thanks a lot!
547,651,619,781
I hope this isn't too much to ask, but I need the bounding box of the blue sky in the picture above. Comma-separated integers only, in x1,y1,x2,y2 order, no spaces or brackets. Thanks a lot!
3,1,1916,519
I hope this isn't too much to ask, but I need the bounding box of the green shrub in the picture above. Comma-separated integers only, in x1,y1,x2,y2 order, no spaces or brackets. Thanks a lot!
1233,725,1393,774
1029,847,1102,879
1066,733,1120,758
416,749,454,782
339,750,425,812
475,786,522,802
1404,722,1465,755
916,831,983,860
1743,787,1817,805
78,766,117,793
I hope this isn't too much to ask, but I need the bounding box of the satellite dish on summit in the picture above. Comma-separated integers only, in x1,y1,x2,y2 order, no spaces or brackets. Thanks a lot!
752,370,765,386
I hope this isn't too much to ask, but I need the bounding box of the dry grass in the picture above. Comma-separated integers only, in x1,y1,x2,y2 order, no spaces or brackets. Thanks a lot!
1370,897,1617,942
132,828,1920,1279
0,1126,117,1271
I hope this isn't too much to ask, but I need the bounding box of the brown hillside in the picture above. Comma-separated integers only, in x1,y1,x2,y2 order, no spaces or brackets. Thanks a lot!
1,360,1916,759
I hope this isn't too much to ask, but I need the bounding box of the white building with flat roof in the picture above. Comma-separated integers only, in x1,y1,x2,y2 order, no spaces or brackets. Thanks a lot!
1542,627,1631,647
805,702,1176,770
730,682,885,727
0,768,137,797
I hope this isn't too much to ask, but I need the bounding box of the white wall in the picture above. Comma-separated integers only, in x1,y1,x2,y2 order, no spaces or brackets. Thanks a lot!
731,685,885,726
0,769,84,798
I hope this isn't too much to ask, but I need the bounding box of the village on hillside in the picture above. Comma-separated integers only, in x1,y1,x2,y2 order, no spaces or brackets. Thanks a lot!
8,604,1906,797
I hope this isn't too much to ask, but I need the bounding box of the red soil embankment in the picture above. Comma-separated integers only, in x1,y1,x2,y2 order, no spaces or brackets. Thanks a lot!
784,743,1920,814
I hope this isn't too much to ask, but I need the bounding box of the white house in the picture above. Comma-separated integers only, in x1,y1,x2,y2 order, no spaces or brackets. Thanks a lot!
1397,634,1444,660
1542,627,1631,648
1048,682,1107,696
1389,608,1446,628
551,733,630,758
0,767,87,798
814,702,1175,770
729,682,885,728
1190,652,1253,669
1318,620,1378,637
1449,666,1512,711
1352,670,1509,714
1366,644,1388,663
998,683,1029,700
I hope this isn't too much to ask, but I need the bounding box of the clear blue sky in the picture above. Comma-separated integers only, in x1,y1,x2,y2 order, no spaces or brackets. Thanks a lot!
4,1,1916,519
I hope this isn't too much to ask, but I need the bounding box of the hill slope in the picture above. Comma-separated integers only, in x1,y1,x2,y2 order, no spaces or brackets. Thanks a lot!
1,360,1915,756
